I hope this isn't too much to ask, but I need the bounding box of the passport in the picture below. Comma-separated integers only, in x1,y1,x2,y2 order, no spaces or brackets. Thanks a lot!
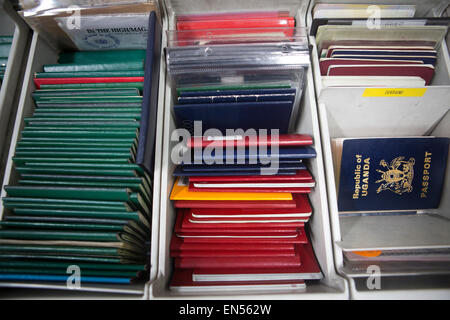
174,101,294,134
335,137,449,212
178,88,296,97
194,146,316,162
136,10,162,175
327,64,435,85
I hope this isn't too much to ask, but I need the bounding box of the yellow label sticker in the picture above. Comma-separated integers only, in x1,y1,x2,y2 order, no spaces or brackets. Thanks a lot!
362,88,427,97
352,250,382,258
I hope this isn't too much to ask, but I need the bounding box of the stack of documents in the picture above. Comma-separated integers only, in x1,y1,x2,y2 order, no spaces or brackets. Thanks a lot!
169,136,322,292
310,4,449,87
0,12,161,286
0,36,12,86
172,87,301,135
165,13,322,293
33,50,146,88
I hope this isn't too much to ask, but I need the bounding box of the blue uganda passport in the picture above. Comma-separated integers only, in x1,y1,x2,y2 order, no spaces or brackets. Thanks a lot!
337,137,449,212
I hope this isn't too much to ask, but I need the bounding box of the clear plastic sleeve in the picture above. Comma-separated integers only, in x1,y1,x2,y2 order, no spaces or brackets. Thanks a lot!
17,0,152,13
166,27,310,133
166,28,310,91
167,27,308,47
16,1,160,51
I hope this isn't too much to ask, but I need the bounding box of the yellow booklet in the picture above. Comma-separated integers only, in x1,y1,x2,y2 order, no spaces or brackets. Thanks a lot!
170,177,293,201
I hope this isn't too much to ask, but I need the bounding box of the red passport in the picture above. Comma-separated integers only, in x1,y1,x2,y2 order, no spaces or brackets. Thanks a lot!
177,17,295,31
327,64,435,84
176,230,307,244
188,170,312,182
183,214,308,229
175,254,302,269
319,58,422,75
319,40,438,53
325,46,435,58
187,194,312,218
191,242,322,281
170,235,295,252
34,77,145,89
170,269,306,292
177,12,292,22
175,209,302,234
170,249,296,258
188,183,312,193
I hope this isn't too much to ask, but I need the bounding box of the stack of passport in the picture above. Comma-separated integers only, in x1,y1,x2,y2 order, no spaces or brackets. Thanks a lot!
33,50,145,89
0,36,12,86
311,12,449,86
173,87,300,135
0,12,161,285
166,12,321,293
169,134,323,292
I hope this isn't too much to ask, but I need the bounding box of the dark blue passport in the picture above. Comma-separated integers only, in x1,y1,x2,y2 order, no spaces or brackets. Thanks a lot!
180,162,307,172
335,55,437,65
173,166,301,177
337,137,449,212
182,159,303,165
136,11,161,176
177,93,295,104
178,88,296,97
174,101,294,134
194,146,317,162
173,169,298,177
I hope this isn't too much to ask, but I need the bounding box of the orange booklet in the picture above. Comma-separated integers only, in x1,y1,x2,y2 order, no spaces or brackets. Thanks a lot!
170,177,293,201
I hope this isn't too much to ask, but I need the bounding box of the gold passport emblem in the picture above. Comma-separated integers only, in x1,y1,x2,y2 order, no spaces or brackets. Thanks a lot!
376,157,415,195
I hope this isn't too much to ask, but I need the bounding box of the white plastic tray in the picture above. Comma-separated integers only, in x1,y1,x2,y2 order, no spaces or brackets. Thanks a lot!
148,0,348,300
307,0,450,299
0,0,30,184
0,25,167,297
